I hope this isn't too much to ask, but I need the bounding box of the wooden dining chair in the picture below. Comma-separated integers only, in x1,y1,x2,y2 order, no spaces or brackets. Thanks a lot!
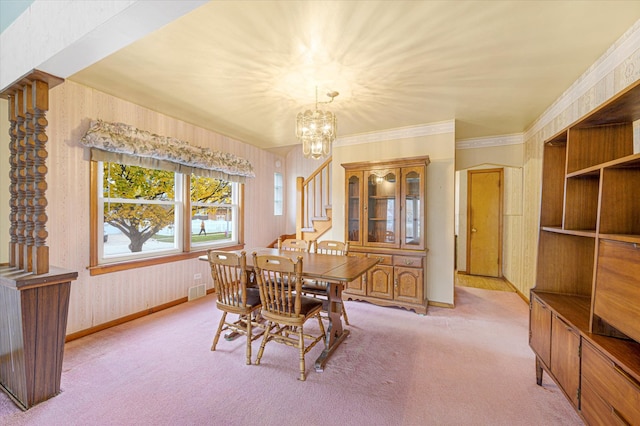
302,240,352,325
207,250,262,365
277,237,311,252
252,253,326,381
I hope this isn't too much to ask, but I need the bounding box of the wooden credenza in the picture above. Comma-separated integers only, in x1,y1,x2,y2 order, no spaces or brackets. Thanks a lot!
529,80,640,424
342,156,429,314
0,266,77,410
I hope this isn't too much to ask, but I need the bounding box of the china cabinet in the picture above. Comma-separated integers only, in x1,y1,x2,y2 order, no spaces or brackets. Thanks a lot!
529,80,640,424
342,156,429,314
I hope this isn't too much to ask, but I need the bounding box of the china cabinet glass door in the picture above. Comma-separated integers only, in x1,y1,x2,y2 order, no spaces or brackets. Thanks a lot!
346,172,362,246
401,167,424,250
365,169,399,247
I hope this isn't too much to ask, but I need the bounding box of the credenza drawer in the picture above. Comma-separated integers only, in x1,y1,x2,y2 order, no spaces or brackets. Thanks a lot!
581,379,628,426
581,341,640,425
393,256,422,268
593,239,640,342
367,253,393,265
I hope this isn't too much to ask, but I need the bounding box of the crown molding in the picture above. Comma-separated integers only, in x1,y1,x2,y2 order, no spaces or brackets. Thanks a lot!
456,133,523,150
334,120,454,147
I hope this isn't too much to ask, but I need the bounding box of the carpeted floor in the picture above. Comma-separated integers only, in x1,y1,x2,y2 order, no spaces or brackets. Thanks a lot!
455,272,516,292
0,286,583,425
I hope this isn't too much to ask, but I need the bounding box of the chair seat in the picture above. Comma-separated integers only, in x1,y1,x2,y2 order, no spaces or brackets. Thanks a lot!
217,287,261,310
298,295,324,315
263,294,323,317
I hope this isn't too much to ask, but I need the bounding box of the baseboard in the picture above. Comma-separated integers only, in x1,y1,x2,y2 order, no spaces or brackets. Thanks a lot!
505,279,529,304
428,300,455,309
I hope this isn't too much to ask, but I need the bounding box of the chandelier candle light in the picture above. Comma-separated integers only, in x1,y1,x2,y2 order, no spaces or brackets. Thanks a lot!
296,87,339,159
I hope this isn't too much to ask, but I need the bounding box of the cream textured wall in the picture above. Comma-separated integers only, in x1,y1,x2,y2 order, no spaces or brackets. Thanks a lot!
0,80,286,334
520,21,640,298
331,131,456,307
456,143,523,171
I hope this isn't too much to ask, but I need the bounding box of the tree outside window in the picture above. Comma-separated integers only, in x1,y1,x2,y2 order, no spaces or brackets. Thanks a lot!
98,162,240,265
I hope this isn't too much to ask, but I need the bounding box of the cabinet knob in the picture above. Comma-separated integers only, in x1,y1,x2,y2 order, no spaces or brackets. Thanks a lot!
471,228,477,233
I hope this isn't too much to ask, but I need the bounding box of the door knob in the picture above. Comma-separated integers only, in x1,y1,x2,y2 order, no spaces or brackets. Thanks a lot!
471,228,477,233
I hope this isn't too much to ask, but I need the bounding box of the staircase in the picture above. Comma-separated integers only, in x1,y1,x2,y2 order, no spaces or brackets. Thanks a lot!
296,157,332,241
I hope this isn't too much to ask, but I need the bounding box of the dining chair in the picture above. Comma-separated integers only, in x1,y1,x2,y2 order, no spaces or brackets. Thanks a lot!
207,250,263,365
302,240,352,325
252,253,326,381
277,237,311,252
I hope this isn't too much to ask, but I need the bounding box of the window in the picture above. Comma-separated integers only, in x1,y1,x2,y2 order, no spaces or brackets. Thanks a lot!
91,161,243,274
274,172,283,216
190,175,238,247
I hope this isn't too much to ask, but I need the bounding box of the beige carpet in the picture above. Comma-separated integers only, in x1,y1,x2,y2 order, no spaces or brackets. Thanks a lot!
0,286,581,425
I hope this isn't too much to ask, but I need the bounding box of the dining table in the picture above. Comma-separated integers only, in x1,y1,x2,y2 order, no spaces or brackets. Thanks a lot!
200,247,380,371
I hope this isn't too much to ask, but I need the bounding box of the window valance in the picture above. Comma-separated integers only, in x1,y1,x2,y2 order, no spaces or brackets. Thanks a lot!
80,120,255,183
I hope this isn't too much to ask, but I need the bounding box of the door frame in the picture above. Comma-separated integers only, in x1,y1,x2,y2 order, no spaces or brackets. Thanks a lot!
465,168,503,277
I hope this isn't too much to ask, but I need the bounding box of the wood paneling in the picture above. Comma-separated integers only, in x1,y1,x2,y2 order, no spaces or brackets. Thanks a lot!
43,81,285,335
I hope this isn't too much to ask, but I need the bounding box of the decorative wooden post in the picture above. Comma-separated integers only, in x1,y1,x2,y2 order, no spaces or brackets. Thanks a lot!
1,70,76,410
13,92,26,269
6,79,50,274
7,94,18,267
30,80,50,274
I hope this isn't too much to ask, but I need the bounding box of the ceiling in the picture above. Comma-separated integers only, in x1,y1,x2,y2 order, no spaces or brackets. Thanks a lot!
67,1,640,153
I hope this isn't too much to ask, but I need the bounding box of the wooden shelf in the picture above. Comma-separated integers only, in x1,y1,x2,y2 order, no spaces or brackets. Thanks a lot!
531,80,640,424
566,123,633,173
540,226,596,238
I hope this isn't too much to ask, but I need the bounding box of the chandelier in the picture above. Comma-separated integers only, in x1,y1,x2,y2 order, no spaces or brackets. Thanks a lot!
296,87,339,159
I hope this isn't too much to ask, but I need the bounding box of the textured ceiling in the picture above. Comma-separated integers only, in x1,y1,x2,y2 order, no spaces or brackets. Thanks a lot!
68,1,640,152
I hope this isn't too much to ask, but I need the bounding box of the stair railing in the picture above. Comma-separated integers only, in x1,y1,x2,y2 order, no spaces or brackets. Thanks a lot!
296,157,332,239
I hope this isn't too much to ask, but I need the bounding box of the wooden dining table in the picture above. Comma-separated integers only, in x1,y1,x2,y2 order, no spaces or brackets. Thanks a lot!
201,247,380,371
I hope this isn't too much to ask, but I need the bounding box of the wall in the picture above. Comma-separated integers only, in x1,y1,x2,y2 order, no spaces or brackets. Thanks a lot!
0,80,286,334
331,127,456,306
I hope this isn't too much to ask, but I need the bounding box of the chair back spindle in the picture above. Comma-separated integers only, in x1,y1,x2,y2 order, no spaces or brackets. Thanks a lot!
254,255,303,318
208,250,248,310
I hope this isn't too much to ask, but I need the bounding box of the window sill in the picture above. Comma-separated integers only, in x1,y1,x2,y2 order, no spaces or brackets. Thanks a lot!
88,244,244,276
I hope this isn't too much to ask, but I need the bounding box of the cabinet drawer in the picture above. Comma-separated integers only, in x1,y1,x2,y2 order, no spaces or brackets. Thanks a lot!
581,379,628,426
593,239,640,342
368,253,393,265
550,314,580,408
393,255,422,268
582,341,640,424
